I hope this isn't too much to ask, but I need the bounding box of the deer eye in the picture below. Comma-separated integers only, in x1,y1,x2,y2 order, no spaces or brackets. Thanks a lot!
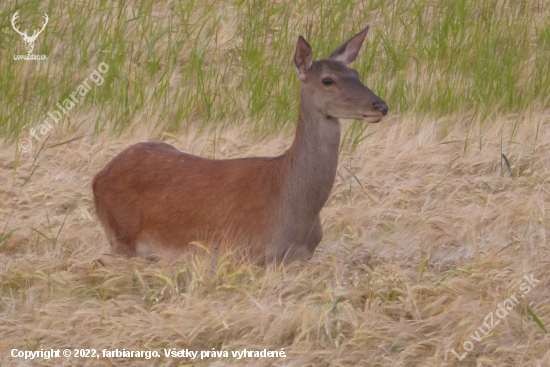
322,78,333,86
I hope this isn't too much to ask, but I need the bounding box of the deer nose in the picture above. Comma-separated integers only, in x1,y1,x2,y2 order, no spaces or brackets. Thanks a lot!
373,101,389,116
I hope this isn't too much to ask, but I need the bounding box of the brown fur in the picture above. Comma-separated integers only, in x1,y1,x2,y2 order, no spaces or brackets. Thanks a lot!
92,25,388,263
93,142,285,259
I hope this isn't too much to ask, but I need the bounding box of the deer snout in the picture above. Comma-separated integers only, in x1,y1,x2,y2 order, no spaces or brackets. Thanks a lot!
373,101,389,116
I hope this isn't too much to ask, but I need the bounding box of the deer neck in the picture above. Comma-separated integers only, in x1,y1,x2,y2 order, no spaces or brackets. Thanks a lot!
281,90,341,219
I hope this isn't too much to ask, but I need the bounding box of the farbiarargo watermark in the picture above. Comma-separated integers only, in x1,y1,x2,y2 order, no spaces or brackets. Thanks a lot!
451,273,540,361
18,63,109,153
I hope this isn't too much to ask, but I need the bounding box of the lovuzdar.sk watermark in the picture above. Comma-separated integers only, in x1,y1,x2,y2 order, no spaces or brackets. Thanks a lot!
11,11,48,60
450,273,540,361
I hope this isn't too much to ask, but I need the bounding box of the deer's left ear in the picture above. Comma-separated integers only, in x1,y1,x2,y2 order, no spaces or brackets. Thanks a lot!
329,25,369,66
294,35,312,82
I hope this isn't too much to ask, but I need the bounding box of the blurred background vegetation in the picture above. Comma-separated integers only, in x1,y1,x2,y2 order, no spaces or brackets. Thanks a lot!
1,0,549,145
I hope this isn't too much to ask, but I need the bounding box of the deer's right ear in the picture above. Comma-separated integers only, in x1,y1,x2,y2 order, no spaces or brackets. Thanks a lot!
329,25,369,66
294,36,312,82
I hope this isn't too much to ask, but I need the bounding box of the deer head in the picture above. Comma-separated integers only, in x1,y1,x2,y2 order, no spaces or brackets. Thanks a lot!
12,11,49,54
294,25,388,123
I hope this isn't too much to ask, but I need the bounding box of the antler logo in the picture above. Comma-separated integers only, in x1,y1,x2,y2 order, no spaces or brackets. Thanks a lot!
11,11,49,54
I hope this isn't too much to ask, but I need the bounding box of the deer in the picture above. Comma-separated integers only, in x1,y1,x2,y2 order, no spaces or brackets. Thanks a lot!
11,11,49,54
92,25,389,264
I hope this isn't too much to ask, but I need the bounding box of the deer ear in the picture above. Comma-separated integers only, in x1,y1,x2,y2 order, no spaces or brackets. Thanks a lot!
294,36,312,82
329,25,369,66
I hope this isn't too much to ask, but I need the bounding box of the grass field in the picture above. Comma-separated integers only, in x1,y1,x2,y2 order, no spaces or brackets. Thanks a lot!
1,0,550,366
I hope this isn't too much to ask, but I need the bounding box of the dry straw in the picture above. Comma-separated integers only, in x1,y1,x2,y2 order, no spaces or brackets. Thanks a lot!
1,110,549,365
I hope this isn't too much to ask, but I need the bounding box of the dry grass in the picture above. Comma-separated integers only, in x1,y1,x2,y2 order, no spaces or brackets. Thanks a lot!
1,110,549,366
2,0,550,364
